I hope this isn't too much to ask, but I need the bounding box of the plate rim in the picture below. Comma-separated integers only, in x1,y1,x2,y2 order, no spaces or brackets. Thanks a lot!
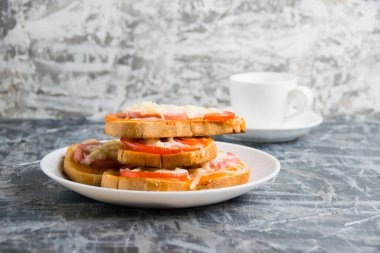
40,141,281,196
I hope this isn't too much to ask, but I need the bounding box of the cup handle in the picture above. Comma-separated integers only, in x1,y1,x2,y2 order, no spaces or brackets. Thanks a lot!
285,86,313,121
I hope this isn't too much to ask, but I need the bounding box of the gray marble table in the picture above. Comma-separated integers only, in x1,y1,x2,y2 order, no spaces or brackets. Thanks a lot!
0,119,379,253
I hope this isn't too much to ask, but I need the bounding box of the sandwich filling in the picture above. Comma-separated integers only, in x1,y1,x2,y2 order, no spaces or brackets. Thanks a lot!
120,137,211,155
73,139,123,168
106,102,235,122
119,151,248,189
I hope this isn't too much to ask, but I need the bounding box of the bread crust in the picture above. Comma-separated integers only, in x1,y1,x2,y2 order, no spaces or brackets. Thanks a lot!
195,169,250,190
104,117,245,138
117,139,217,168
63,145,117,186
101,167,250,191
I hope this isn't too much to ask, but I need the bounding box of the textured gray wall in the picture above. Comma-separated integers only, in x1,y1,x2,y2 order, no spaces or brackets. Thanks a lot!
1,0,380,120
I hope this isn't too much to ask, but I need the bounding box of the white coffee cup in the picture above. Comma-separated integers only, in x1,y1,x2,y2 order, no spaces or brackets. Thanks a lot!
229,72,313,128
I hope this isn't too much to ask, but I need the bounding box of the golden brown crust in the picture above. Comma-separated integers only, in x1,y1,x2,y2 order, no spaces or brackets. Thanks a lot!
63,146,113,186
195,169,250,190
117,140,217,168
104,117,246,138
100,167,250,191
100,170,120,189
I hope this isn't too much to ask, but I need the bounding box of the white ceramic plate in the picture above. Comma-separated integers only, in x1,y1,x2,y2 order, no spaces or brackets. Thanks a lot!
224,111,323,143
40,142,280,208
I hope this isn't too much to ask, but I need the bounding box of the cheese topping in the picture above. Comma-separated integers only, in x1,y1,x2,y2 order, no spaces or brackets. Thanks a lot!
88,140,122,160
141,138,190,149
209,151,234,162
189,168,208,190
80,139,122,165
122,167,191,179
123,101,223,119
188,151,247,189
138,138,206,156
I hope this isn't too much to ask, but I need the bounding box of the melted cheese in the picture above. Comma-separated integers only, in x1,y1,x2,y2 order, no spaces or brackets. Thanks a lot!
141,138,189,149
189,168,208,189
199,146,205,157
124,167,191,180
82,140,122,165
189,151,247,189
123,101,223,119
209,151,231,163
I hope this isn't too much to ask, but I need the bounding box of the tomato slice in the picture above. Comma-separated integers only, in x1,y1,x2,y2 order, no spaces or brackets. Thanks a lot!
176,137,210,146
120,138,202,154
203,111,235,121
163,112,188,120
120,170,188,181
105,113,127,122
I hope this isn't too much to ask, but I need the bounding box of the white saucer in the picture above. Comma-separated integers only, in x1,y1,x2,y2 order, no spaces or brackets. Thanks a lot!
40,142,280,209
224,111,323,143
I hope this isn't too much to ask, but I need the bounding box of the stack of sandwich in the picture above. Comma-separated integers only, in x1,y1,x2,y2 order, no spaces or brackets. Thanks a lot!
63,102,250,191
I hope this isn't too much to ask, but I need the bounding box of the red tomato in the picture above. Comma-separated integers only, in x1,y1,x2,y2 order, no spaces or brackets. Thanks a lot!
163,113,188,120
176,137,210,146
120,138,201,154
105,113,127,122
203,111,235,121
120,170,188,181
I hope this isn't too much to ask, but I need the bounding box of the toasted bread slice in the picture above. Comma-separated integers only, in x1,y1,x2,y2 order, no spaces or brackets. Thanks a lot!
117,139,217,168
101,170,191,191
63,146,112,186
101,166,250,191
63,145,123,186
104,117,245,138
